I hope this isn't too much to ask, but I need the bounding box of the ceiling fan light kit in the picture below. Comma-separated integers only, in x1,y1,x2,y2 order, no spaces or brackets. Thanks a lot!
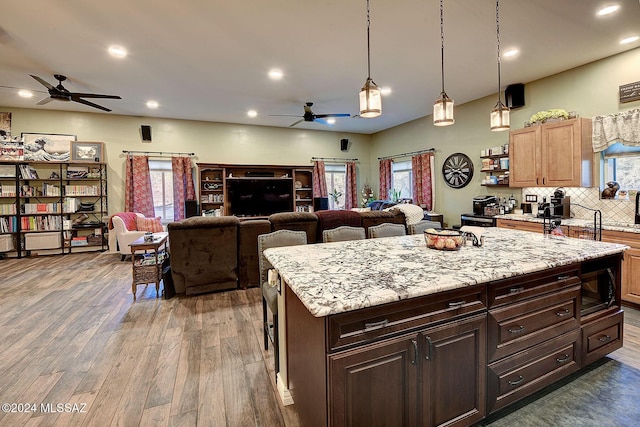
490,0,510,131
359,0,382,119
433,0,454,127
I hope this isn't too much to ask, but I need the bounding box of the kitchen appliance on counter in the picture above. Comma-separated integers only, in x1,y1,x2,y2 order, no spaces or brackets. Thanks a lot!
473,195,497,216
550,187,571,219
461,213,497,227
636,192,640,224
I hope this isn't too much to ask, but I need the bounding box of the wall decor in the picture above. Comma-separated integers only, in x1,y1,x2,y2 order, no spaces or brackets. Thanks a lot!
71,141,104,162
0,112,11,138
620,81,640,104
21,132,75,161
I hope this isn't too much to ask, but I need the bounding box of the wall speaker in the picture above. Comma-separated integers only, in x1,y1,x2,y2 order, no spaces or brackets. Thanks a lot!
505,83,525,109
141,125,152,142
314,197,329,211
340,138,349,151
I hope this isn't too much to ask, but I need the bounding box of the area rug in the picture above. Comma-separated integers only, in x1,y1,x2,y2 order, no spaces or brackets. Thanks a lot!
480,358,640,426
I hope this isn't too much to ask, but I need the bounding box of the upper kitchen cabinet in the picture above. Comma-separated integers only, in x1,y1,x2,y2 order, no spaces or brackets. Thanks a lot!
509,118,593,188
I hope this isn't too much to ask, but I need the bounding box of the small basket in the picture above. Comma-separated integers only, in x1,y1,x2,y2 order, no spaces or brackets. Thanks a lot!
424,229,465,251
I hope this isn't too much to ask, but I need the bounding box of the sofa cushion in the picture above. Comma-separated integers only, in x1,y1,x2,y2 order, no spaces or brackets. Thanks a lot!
238,219,272,289
135,216,164,232
359,210,406,235
268,212,318,244
111,212,139,231
315,210,362,242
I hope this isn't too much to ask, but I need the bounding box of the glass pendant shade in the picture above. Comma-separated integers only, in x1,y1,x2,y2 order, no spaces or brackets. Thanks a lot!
490,100,510,131
359,78,382,118
433,92,454,126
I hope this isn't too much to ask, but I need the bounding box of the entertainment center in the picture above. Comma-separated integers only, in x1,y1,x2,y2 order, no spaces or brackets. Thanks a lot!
197,163,314,217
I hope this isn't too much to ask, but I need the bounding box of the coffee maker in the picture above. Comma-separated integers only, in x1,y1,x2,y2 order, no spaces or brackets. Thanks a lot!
550,188,571,219
635,192,640,224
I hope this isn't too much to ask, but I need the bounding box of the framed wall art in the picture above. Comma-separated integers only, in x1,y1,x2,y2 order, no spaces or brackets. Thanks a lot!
21,132,75,162
71,141,104,162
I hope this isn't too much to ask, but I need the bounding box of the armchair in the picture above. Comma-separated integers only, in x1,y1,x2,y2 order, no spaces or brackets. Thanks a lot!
108,212,145,259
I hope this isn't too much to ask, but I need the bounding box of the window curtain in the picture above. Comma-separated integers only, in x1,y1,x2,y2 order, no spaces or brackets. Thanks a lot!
411,152,435,211
171,156,196,221
344,161,358,210
124,155,155,217
592,108,640,152
379,159,392,201
313,160,328,197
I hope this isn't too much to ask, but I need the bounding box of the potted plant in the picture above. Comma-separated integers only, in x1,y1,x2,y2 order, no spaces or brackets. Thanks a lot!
527,109,572,126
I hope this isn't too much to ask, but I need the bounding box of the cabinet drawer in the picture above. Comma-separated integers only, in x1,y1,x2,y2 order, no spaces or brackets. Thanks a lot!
488,331,580,413
327,285,486,352
488,285,580,362
581,309,624,366
488,264,580,308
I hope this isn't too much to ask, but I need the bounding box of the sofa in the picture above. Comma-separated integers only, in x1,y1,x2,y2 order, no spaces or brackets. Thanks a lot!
166,209,406,295
108,212,145,258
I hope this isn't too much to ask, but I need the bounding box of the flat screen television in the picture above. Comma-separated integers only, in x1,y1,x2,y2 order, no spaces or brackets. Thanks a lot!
227,178,293,217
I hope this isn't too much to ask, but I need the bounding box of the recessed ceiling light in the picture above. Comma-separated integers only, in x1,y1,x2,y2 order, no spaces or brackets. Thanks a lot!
108,45,127,58
18,90,33,98
146,100,159,109
380,87,392,96
620,35,639,44
268,69,283,80
596,5,620,16
503,48,520,58
247,110,258,118
326,118,336,125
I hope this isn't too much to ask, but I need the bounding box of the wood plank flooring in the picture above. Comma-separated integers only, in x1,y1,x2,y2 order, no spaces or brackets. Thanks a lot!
0,252,638,426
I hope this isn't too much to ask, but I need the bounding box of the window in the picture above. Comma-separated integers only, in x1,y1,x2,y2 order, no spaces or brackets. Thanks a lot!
601,143,640,194
149,160,174,223
325,164,346,210
391,160,412,201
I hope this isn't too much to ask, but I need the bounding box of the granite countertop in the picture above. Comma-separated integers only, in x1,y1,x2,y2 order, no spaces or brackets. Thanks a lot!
264,228,627,318
496,214,640,234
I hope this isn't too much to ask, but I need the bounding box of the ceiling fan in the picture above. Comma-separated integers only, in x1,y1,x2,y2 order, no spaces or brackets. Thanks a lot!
30,74,121,112
271,102,351,127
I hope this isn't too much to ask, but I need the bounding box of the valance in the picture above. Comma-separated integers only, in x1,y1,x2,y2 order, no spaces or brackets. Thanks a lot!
592,108,640,152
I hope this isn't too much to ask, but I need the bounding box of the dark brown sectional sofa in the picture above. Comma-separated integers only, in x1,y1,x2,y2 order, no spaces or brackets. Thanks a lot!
167,209,406,296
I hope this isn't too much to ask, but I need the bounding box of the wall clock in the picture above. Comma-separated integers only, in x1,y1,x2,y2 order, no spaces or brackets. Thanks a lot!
442,153,474,189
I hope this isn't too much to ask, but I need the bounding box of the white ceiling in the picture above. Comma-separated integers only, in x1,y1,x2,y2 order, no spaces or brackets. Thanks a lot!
1,0,639,135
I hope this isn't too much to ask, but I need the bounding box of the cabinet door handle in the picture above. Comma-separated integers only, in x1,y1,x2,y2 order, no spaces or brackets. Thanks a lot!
425,336,433,360
556,354,571,364
508,325,525,334
598,335,612,343
447,300,466,308
509,286,524,294
536,178,539,185
411,340,418,365
508,375,525,386
557,275,572,280
556,309,571,317
542,177,546,185
364,319,389,331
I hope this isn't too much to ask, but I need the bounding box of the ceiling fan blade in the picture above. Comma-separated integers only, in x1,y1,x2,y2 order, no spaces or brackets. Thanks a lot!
72,97,112,112
315,113,351,119
36,96,54,105
289,119,304,127
268,114,303,118
314,118,333,126
30,74,55,90
70,93,122,100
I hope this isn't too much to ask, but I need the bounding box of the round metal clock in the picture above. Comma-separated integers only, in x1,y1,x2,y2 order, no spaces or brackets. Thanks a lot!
442,153,474,189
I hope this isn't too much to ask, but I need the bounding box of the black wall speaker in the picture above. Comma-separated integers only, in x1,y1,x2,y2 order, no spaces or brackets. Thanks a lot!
314,197,329,211
340,138,349,151
141,125,152,141
505,83,525,109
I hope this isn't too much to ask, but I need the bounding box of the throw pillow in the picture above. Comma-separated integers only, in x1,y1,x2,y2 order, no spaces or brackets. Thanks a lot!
136,216,164,233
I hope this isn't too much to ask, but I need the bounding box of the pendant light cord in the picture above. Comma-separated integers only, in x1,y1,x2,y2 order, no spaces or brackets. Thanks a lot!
496,0,502,104
440,0,445,93
366,0,371,79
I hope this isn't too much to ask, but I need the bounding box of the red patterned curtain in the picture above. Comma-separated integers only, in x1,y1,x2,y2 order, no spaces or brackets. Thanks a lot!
344,162,358,210
124,155,155,217
379,159,392,200
411,152,434,210
313,160,328,197
172,156,196,221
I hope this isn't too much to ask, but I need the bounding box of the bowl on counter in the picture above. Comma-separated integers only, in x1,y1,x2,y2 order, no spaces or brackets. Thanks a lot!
424,229,465,251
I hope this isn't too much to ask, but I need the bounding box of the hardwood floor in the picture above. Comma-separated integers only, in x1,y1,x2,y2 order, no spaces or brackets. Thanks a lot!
0,252,638,426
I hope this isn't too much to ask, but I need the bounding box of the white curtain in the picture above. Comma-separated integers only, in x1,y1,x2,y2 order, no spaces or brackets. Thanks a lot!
592,108,640,152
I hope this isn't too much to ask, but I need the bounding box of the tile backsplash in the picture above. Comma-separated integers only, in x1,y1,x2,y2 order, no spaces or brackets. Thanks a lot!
522,187,636,224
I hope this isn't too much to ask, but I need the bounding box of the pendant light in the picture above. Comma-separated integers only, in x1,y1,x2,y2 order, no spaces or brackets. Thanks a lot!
433,0,454,126
490,0,510,131
359,0,382,118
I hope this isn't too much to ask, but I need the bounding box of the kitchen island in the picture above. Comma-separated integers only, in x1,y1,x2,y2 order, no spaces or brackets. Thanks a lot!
265,228,628,427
